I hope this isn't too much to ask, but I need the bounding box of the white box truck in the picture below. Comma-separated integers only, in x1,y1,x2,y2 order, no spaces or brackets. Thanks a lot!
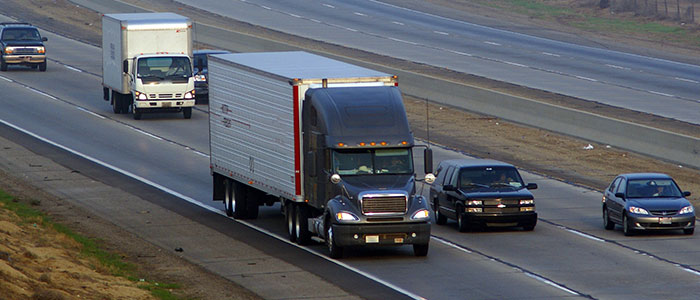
101,12,195,120
208,51,435,258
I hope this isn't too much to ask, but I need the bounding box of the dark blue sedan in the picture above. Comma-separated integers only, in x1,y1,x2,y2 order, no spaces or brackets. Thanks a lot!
602,173,695,236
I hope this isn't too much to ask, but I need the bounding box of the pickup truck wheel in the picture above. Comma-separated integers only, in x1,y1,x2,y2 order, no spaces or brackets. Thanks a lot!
326,225,344,259
38,62,47,72
294,204,311,245
435,207,447,225
286,204,297,243
522,220,536,231
0,59,7,71
183,107,192,119
231,181,248,219
244,188,260,219
223,179,234,216
413,243,429,257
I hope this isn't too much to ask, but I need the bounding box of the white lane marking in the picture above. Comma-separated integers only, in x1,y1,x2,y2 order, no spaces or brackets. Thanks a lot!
0,118,428,300
76,107,106,119
26,87,57,100
447,50,472,56
354,12,367,17
504,61,527,68
392,21,404,26
541,52,560,57
310,19,321,23
345,27,358,32
322,3,335,8
64,65,82,72
680,266,700,277
564,228,605,242
261,5,271,10
524,273,580,295
132,128,164,141
193,151,210,158
484,41,501,46
648,90,674,97
575,75,598,82
0,75,11,82
433,31,449,36
432,236,472,254
675,77,699,84
605,64,630,70
289,13,301,18
388,37,418,45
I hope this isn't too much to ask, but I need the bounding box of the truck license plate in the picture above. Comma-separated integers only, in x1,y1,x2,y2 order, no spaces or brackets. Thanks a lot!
365,235,379,243
162,102,171,108
22,56,31,62
659,217,672,224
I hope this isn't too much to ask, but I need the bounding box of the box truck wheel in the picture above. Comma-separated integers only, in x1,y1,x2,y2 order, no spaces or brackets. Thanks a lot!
286,203,297,243
132,105,142,120
326,224,344,259
183,107,192,119
294,204,311,245
413,243,429,257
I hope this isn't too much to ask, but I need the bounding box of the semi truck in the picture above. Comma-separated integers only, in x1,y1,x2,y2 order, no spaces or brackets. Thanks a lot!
101,13,195,120
208,51,435,258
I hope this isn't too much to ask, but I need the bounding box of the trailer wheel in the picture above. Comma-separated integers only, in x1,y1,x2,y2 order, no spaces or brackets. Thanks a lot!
286,203,297,243
294,204,311,245
231,181,248,219
244,188,260,219
413,243,429,257
224,179,234,217
183,107,192,119
326,224,344,259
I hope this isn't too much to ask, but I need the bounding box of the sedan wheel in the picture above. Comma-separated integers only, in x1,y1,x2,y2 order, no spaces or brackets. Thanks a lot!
603,207,615,230
623,214,634,236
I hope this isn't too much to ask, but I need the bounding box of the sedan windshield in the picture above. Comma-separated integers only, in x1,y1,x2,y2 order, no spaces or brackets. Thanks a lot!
332,148,413,175
626,179,682,198
458,166,524,190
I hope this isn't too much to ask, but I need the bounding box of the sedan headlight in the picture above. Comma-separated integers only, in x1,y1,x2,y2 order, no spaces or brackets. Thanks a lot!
679,206,694,215
134,91,147,100
411,209,430,220
628,206,650,215
335,211,359,222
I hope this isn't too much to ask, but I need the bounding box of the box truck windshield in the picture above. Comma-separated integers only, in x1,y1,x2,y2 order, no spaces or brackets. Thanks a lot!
332,148,413,175
137,57,191,82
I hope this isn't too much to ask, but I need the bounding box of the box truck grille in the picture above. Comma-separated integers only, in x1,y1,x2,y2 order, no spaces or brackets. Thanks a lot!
361,195,407,215
148,93,181,99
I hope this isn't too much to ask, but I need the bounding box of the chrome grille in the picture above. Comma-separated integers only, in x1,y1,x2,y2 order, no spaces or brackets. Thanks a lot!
361,195,407,215
14,47,36,54
158,93,173,99
649,210,678,216
483,199,519,206
484,207,520,213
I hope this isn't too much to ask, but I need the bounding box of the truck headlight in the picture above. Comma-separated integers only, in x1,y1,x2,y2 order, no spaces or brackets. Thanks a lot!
411,209,430,220
519,199,534,205
628,206,649,215
679,206,694,215
134,91,147,100
336,211,359,222
194,74,206,81
37,47,45,54
467,200,482,206
4,47,13,54
184,89,195,99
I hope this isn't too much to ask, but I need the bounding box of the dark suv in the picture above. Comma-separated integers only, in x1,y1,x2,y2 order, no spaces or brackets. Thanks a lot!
193,49,229,103
429,159,538,231
0,22,47,72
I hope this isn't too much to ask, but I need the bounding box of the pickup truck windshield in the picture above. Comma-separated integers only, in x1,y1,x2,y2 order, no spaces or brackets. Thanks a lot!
333,148,413,175
137,57,192,80
1,28,41,41
459,166,524,190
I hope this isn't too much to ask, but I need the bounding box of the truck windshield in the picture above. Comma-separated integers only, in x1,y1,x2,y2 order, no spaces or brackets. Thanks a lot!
1,28,41,41
332,148,413,175
137,57,192,80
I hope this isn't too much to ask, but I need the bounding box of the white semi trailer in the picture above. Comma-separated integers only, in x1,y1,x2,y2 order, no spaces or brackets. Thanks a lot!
101,12,195,120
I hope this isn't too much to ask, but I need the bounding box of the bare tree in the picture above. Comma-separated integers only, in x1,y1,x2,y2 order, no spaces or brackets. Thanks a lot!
677,0,681,19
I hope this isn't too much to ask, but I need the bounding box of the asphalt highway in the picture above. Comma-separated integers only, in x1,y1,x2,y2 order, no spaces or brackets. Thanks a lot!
1,12,699,299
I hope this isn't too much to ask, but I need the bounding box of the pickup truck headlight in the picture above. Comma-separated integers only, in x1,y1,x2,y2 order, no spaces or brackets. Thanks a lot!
134,91,147,100
4,47,13,54
184,89,195,99
467,200,482,206
519,199,534,205
628,206,650,215
336,211,359,222
37,47,45,54
411,209,430,220
679,206,694,215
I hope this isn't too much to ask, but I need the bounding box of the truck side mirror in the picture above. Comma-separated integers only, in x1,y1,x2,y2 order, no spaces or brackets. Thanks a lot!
615,192,625,199
42,37,48,42
122,59,128,74
443,185,456,191
423,148,433,174
526,183,538,190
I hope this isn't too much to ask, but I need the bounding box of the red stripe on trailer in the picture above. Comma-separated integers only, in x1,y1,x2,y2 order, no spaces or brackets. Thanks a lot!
293,85,301,198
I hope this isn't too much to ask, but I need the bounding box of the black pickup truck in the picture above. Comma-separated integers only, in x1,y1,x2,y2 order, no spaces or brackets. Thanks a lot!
0,22,47,71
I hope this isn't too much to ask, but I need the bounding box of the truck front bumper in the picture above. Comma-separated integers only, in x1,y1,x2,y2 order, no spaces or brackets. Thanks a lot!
134,99,195,109
3,54,46,64
331,222,431,247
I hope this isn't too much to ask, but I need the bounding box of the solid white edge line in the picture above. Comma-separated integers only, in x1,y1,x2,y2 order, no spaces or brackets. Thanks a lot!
524,273,579,295
681,266,700,277
64,65,83,72
564,228,605,242
75,107,106,119
261,5,271,10
0,75,12,82
648,90,674,97
0,118,428,300
289,13,301,18
26,87,57,100
131,128,164,141
432,237,472,254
